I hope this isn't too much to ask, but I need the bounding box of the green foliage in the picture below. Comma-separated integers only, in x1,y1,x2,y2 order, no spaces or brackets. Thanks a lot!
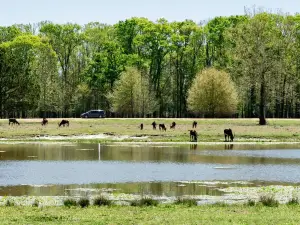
109,67,157,117
287,198,299,206
130,197,159,207
32,199,39,207
77,198,90,208
246,199,256,206
174,198,197,206
93,196,112,206
187,68,238,117
63,198,77,207
5,199,15,207
259,195,279,207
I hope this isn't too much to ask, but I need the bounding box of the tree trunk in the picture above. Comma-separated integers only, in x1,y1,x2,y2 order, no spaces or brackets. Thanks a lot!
259,74,267,125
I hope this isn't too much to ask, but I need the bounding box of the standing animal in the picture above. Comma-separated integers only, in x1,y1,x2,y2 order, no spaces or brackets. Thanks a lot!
224,129,234,142
189,130,198,142
139,123,144,130
170,121,176,129
59,120,69,127
151,121,157,130
192,121,197,128
41,118,48,126
9,118,20,125
159,124,167,131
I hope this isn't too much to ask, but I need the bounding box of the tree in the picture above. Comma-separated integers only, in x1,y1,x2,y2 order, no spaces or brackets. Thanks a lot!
229,12,281,125
109,67,157,117
187,68,238,117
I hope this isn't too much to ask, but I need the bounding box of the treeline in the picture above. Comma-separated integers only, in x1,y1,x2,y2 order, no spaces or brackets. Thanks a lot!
1,9,300,120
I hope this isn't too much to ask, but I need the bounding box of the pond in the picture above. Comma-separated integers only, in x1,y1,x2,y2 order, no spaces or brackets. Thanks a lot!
0,142,300,199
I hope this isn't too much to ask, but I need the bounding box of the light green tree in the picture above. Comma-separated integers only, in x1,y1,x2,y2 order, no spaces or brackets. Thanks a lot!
109,67,157,117
187,68,238,117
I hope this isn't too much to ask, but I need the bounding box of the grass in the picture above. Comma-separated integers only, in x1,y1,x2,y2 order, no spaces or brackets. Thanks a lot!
1,205,300,224
1,118,300,143
174,197,198,206
130,197,159,206
77,198,90,208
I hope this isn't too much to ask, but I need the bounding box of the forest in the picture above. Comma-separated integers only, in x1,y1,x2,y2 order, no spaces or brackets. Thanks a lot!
1,8,300,123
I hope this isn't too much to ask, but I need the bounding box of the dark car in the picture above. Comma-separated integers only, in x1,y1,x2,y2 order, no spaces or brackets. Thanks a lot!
81,110,105,118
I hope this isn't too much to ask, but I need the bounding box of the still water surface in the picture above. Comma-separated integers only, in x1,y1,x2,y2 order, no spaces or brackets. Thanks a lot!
0,143,300,196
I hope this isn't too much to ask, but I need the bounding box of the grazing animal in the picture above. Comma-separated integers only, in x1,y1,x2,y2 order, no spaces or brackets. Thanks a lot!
139,123,144,130
189,130,198,142
159,124,167,131
170,121,176,129
151,121,157,130
9,118,20,125
192,121,197,128
41,118,48,126
224,128,234,142
59,119,69,127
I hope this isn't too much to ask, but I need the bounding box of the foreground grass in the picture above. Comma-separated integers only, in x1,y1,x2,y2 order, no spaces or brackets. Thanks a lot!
1,118,300,142
1,205,300,224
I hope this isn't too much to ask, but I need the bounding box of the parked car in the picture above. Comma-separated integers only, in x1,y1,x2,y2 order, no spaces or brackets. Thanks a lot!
81,110,106,118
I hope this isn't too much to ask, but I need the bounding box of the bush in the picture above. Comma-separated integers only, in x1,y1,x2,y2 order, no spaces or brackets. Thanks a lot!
93,196,112,206
78,198,90,208
259,195,279,207
130,197,159,207
32,199,39,207
287,198,299,205
174,198,197,207
63,198,77,208
246,199,256,206
5,199,15,207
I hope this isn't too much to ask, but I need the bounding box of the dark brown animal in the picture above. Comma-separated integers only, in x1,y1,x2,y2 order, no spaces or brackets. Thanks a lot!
9,118,20,125
192,121,197,128
59,119,69,127
41,118,48,126
224,129,234,142
189,130,198,142
139,123,144,130
170,121,176,129
151,121,157,130
159,124,167,131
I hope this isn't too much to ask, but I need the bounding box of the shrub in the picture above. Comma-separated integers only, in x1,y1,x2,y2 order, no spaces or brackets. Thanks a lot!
259,195,279,207
32,199,39,207
93,196,112,206
5,199,15,207
78,198,90,208
130,197,159,207
246,199,256,206
63,198,77,207
174,198,197,207
287,198,299,205
212,202,227,207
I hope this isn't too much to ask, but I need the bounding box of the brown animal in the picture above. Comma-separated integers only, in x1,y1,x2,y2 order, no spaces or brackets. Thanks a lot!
151,121,157,130
139,123,144,130
41,118,48,126
224,129,234,142
59,119,69,127
9,118,20,125
159,124,167,131
192,121,197,128
170,121,176,129
189,130,198,142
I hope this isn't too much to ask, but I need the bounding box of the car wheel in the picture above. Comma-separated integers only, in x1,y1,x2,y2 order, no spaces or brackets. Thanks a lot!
85,115,88,118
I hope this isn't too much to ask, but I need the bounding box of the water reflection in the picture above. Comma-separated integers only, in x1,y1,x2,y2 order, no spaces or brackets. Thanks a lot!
0,143,300,196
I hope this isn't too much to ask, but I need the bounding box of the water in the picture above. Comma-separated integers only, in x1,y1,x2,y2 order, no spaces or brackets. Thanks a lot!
0,142,300,197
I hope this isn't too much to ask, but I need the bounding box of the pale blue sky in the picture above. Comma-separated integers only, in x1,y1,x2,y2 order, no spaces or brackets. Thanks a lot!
2,0,300,26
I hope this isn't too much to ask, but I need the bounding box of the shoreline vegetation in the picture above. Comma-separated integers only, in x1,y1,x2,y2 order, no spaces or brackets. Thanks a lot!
1,118,300,143
1,204,300,224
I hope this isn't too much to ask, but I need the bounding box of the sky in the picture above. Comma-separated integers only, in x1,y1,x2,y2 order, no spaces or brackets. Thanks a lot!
1,0,300,26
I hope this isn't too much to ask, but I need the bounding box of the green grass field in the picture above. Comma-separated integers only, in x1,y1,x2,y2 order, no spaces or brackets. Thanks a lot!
1,118,300,142
1,204,300,224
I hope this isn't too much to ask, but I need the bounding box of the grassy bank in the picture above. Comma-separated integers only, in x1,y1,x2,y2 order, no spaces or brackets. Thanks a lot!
1,118,300,142
1,204,300,224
